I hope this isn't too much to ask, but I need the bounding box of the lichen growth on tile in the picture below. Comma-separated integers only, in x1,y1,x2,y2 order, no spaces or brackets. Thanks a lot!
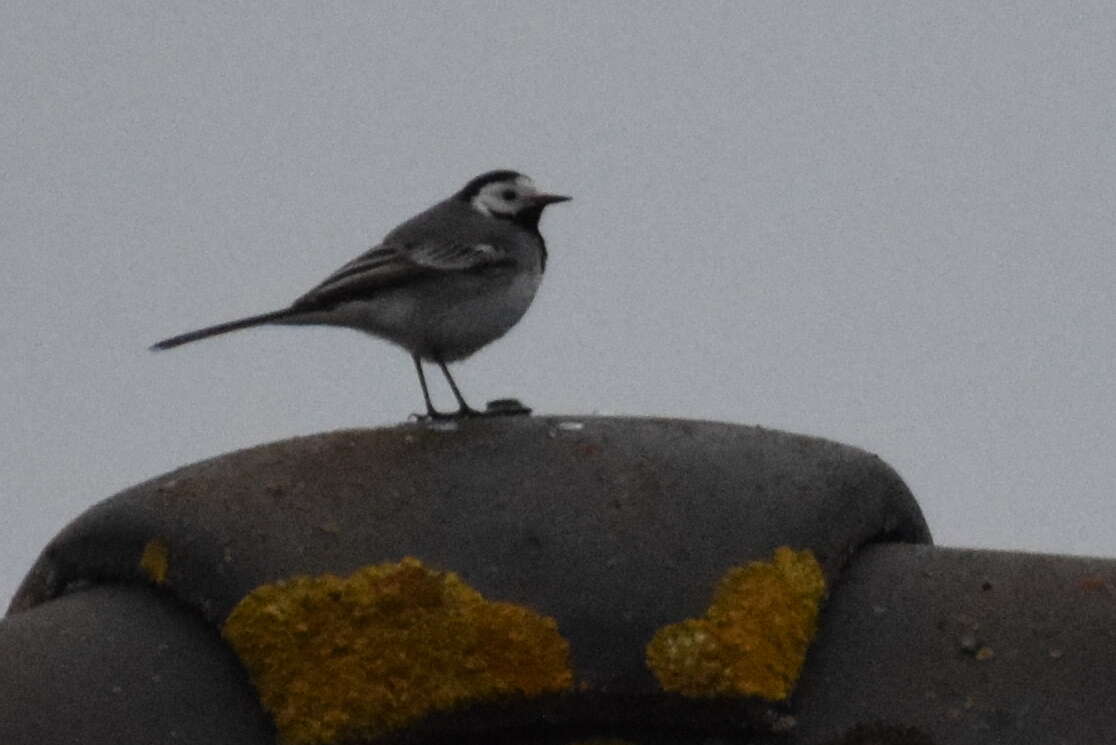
139,538,169,585
222,557,572,745
646,546,826,701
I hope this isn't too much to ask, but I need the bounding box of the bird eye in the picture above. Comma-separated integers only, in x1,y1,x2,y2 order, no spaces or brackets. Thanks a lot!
500,189,517,201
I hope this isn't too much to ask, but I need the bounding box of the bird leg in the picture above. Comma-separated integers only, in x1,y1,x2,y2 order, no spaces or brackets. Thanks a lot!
436,359,482,417
412,355,454,420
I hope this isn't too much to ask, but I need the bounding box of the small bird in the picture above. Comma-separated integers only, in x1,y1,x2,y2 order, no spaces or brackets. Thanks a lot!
151,170,570,419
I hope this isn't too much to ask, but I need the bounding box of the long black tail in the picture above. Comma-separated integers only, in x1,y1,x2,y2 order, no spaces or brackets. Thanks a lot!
150,308,300,350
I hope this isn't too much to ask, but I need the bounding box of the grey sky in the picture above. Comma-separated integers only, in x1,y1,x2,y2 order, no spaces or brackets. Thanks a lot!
3,2,1114,604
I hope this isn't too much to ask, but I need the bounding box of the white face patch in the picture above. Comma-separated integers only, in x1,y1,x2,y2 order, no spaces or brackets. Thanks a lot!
471,196,493,216
471,177,540,217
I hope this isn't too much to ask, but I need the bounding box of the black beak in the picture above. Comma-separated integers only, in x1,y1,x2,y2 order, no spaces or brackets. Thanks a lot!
530,193,572,207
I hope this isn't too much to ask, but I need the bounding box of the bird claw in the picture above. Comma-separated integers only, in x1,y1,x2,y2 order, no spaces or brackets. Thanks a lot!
410,410,456,423
409,399,530,423
410,407,479,423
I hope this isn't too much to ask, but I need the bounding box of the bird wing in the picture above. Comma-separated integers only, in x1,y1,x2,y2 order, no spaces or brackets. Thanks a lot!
291,240,510,310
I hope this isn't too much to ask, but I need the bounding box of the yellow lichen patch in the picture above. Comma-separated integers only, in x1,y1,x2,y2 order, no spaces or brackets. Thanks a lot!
139,538,169,585
222,558,573,745
646,546,826,701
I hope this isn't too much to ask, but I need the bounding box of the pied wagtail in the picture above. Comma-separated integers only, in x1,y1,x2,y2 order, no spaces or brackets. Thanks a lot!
151,170,570,419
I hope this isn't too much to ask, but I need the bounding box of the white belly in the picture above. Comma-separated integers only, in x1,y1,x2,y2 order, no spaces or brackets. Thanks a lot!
310,267,542,362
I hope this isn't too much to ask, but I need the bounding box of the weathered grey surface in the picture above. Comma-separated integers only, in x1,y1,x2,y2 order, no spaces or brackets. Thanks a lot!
780,544,1116,745
4,418,1115,743
0,584,273,745
9,417,929,694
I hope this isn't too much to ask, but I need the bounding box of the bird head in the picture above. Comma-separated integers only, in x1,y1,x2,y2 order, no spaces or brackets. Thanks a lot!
457,170,571,229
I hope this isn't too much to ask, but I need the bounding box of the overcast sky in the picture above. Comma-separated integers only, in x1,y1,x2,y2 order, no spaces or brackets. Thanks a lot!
3,2,1114,605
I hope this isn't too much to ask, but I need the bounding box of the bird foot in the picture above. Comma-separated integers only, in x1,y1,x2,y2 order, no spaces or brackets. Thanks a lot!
410,399,531,423
411,410,458,423
410,406,481,422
